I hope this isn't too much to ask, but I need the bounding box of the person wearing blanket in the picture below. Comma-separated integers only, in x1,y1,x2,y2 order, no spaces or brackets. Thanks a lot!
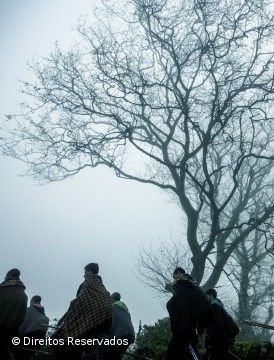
54,263,112,360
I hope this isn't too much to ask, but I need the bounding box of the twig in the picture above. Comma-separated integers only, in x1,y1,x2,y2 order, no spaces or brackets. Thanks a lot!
243,320,274,330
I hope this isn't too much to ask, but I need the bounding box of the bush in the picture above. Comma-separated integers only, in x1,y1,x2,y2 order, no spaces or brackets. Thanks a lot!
231,342,274,360
131,317,274,360
133,317,171,359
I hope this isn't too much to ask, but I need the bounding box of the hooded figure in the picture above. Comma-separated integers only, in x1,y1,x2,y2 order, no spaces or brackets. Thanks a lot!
166,268,212,360
0,268,28,359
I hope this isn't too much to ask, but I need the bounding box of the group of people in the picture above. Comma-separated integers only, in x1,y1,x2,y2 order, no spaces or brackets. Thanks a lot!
166,267,239,360
0,264,135,360
0,264,239,360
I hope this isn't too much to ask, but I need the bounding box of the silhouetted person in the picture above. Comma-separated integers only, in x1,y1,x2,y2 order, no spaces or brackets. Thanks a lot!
54,263,112,360
103,292,135,359
0,268,28,359
20,295,49,359
76,263,101,297
166,267,212,360
205,288,238,360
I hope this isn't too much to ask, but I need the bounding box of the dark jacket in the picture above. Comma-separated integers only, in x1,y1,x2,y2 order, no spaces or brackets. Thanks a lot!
20,305,49,335
0,279,28,330
206,299,229,350
167,280,212,342
110,301,135,343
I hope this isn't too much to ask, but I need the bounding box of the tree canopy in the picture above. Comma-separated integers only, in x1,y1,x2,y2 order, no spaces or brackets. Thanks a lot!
1,0,274,287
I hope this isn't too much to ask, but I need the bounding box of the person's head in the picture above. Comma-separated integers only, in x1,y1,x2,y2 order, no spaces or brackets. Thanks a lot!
205,288,217,302
84,263,99,275
111,292,121,303
30,295,42,306
5,268,20,281
173,267,186,279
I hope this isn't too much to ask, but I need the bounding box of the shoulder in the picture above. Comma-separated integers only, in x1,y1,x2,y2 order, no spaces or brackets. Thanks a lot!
112,303,127,314
173,281,196,298
18,288,28,301
211,303,225,317
211,299,224,309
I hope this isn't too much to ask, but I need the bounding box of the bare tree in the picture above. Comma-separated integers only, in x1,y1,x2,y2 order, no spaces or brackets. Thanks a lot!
1,0,274,287
136,238,192,294
135,179,274,339
225,225,274,341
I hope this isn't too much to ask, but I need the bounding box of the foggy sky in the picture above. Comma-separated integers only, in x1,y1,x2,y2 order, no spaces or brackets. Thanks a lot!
0,0,184,328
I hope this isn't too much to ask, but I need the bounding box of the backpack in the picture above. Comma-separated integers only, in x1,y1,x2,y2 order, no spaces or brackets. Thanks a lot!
222,309,240,340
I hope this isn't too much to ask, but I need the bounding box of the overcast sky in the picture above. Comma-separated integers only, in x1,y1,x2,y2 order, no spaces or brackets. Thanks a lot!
0,0,184,328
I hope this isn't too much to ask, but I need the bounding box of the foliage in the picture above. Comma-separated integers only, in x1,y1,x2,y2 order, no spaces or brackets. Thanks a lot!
132,317,274,359
133,317,171,359
46,318,59,337
231,341,274,360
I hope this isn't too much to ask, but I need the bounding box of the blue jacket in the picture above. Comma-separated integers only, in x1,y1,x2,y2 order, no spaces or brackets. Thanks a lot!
110,301,135,343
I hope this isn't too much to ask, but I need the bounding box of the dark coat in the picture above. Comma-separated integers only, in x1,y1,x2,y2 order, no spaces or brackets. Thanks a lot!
110,302,135,343
166,280,212,342
0,279,28,331
206,300,229,351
